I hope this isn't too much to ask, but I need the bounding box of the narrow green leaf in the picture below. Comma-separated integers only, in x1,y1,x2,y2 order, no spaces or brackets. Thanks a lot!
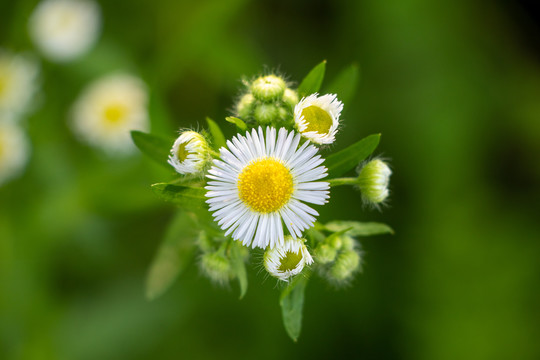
225,116,247,131
325,63,360,105
145,212,198,300
151,183,207,208
206,117,226,150
326,134,380,178
229,242,248,299
131,131,172,166
297,60,326,97
280,274,310,342
324,221,394,236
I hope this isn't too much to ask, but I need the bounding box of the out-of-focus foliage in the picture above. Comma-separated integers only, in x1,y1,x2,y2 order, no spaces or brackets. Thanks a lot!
1,0,540,360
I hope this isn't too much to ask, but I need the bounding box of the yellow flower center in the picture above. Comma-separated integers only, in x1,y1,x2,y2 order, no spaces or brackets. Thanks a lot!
176,142,193,162
103,104,128,125
302,105,333,134
278,250,303,272
238,158,293,213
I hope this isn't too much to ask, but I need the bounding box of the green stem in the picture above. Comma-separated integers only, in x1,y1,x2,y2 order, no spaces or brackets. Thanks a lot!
327,177,358,187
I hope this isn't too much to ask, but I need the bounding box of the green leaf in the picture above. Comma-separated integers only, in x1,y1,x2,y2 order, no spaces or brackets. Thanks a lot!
326,63,360,106
225,116,247,131
145,212,198,300
151,183,207,209
206,117,226,150
280,274,310,342
324,221,394,236
229,242,248,299
297,60,326,97
131,131,172,166
326,134,380,178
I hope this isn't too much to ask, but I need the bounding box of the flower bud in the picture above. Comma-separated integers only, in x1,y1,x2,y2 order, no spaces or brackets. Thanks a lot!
253,103,278,125
282,88,299,108
168,130,210,175
264,237,313,282
314,243,337,264
200,251,231,285
250,75,286,101
236,93,255,120
357,159,392,204
328,249,362,283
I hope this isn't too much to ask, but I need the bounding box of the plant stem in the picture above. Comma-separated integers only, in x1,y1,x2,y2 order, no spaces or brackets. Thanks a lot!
327,177,358,187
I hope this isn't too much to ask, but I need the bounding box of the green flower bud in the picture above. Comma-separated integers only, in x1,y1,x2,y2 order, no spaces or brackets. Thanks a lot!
201,251,231,285
328,250,362,283
253,103,278,125
236,93,255,119
277,106,290,122
314,243,337,264
357,159,392,205
251,75,286,101
282,88,299,108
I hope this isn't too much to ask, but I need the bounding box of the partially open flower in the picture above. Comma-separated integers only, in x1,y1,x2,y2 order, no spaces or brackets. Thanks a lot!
168,131,210,174
357,159,392,205
0,120,30,186
71,73,149,155
0,50,39,116
264,236,313,281
29,0,101,62
294,93,343,145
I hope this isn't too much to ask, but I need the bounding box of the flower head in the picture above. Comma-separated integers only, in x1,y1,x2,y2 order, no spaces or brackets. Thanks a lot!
205,127,330,249
251,75,287,101
264,236,313,281
168,131,210,174
357,159,392,205
294,93,343,145
71,73,149,155
29,0,101,62
0,120,30,186
0,50,39,116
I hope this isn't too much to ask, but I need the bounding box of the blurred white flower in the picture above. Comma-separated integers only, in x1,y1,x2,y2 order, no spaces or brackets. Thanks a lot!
29,0,101,62
71,73,149,155
0,50,39,116
0,118,31,186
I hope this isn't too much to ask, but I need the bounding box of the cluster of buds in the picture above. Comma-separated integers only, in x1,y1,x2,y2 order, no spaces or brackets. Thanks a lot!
315,234,362,285
236,74,299,127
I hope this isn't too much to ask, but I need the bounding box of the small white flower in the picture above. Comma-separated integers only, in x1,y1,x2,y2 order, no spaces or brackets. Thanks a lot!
0,119,30,186
294,93,343,145
0,50,39,116
168,131,209,174
71,73,149,155
264,236,314,281
29,0,101,62
357,159,392,204
205,127,330,249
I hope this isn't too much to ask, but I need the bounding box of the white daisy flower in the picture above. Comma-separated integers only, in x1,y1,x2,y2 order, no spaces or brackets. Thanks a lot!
264,236,314,281
205,127,330,249
0,120,31,186
0,50,39,116
168,131,210,174
71,73,149,155
29,0,101,62
294,93,343,145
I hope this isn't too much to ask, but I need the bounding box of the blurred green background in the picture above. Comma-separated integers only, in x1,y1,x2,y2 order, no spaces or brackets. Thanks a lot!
1,0,540,359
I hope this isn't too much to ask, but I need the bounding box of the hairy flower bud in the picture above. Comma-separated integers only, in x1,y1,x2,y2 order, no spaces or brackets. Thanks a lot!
251,75,286,101
200,251,232,285
328,249,362,284
357,159,392,205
